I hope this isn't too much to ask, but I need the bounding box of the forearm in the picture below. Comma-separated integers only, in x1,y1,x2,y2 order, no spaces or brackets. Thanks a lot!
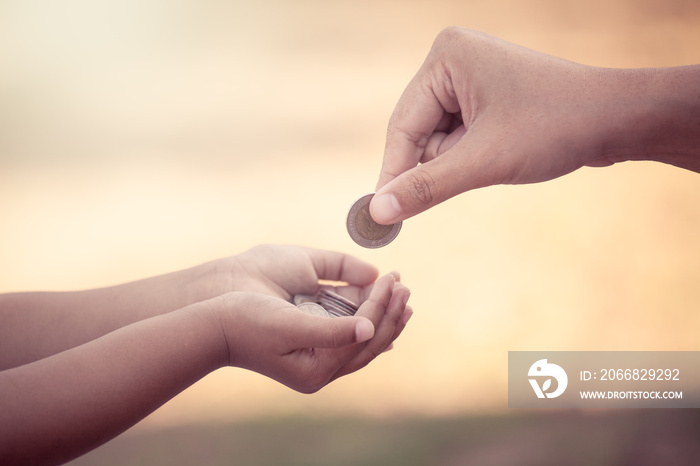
0,259,225,369
596,65,700,171
0,298,226,466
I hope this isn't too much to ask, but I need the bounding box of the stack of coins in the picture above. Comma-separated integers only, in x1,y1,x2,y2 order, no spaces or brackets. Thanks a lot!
293,290,359,318
317,289,359,317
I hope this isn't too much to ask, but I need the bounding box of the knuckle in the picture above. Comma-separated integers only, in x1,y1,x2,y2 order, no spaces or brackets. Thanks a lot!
326,324,343,348
438,26,463,41
406,169,437,206
388,118,431,152
401,127,431,150
434,26,467,49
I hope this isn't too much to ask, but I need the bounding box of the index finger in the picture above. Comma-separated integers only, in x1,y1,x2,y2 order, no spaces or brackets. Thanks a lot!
377,59,460,191
377,88,441,190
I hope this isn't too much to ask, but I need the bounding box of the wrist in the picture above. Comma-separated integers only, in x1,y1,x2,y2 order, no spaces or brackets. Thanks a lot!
189,295,235,370
179,256,238,304
595,66,700,170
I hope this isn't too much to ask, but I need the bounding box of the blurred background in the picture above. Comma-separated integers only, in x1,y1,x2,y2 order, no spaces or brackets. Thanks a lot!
1,0,699,464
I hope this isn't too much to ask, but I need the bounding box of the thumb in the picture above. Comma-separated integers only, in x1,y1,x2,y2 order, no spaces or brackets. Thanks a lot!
370,118,508,224
370,149,469,224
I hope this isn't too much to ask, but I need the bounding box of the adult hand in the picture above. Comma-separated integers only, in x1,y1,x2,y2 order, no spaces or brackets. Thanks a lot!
371,26,700,224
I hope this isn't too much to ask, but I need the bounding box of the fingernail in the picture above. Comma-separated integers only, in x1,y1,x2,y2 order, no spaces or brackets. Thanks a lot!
383,343,394,353
355,318,375,342
401,289,411,307
402,307,413,325
371,193,401,224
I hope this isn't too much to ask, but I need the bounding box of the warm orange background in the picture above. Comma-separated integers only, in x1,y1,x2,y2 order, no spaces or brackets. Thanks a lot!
1,0,699,430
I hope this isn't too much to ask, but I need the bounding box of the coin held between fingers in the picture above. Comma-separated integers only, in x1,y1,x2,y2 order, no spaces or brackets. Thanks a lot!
346,193,402,248
370,193,402,225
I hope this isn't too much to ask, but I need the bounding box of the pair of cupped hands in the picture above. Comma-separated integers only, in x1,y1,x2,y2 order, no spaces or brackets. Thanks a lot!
198,245,411,393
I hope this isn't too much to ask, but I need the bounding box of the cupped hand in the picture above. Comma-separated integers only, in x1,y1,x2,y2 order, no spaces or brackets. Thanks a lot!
215,272,411,393
185,244,382,307
225,244,381,300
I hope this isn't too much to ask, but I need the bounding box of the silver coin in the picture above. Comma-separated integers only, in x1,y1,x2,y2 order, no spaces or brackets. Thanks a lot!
320,301,355,317
346,193,402,248
296,301,331,317
293,294,317,306
324,308,349,318
319,300,353,317
318,298,356,317
317,289,359,312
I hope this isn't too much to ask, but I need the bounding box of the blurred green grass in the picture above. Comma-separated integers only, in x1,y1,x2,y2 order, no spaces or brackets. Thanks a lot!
67,410,700,466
